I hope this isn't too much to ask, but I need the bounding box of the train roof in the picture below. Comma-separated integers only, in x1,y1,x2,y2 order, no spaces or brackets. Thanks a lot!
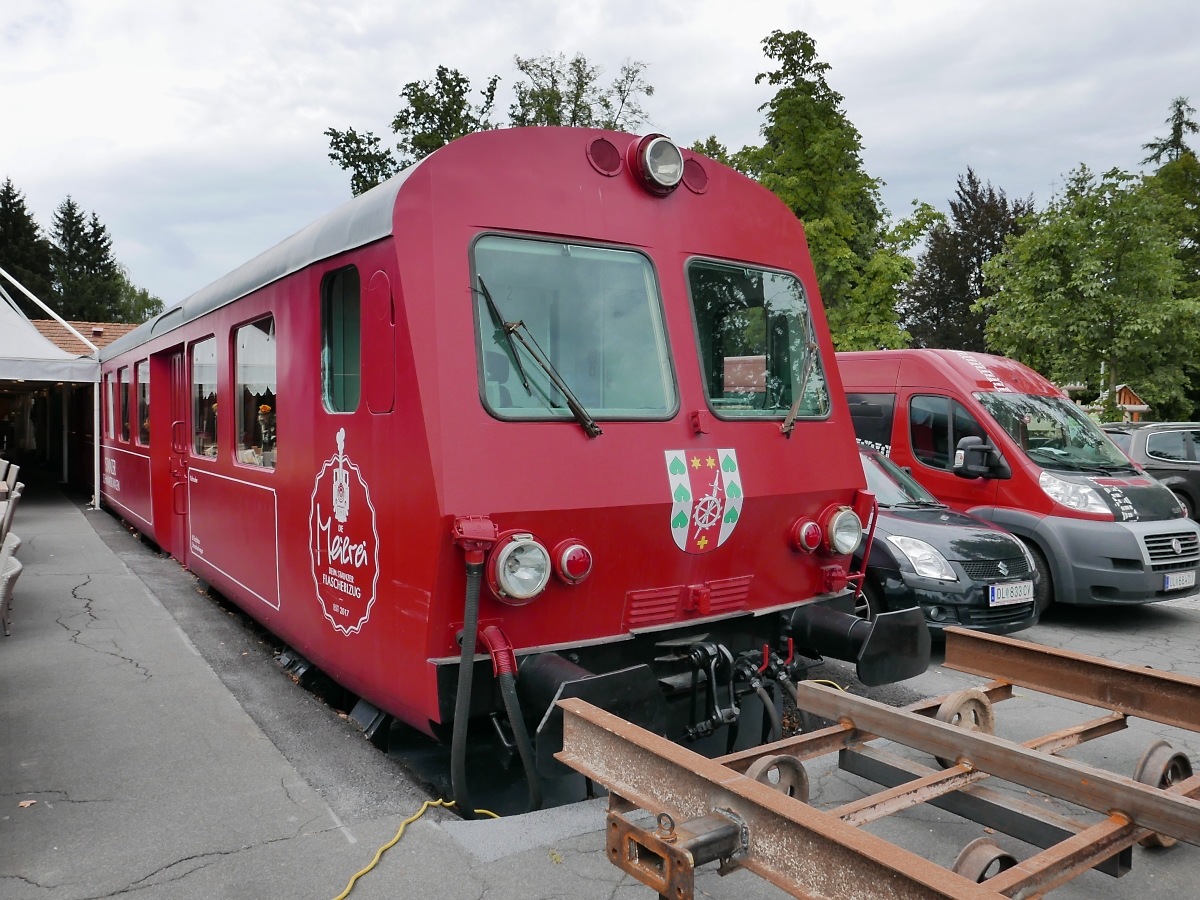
100,165,418,360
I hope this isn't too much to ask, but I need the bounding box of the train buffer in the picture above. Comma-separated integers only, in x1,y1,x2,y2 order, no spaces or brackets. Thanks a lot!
556,628,1200,898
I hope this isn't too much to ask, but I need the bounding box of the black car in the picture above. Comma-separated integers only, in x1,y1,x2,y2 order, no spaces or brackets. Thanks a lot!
855,446,1040,636
1101,422,1200,520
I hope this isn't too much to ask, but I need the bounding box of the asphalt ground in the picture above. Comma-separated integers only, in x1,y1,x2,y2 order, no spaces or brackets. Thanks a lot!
2,475,1199,899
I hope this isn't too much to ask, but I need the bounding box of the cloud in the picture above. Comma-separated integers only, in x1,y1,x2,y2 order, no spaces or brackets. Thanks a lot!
2,0,1197,303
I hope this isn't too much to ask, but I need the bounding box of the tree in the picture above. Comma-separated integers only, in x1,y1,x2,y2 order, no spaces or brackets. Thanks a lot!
326,65,498,195
980,166,1198,418
50,198,123,321
326,54,654,196
1142,96,1198,165
0,178,54,317
114,268,164,323
510,54,653,130
732,30,917,349
901,169,1033,350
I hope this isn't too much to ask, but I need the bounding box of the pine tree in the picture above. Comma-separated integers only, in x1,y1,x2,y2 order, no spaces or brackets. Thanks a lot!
0,178,54,317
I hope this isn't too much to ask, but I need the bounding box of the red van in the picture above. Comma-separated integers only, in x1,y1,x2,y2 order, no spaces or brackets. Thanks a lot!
838,349,1200,612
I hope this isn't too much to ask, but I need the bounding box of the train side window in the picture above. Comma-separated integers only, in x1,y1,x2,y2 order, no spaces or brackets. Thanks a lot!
191,337,218,457
322,267,361,413
235,316,277,468
102,372,115,439
117,366,130,442
136,360,150,445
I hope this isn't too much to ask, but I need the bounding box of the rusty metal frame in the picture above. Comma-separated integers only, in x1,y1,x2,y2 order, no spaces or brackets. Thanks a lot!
556,628,1200,899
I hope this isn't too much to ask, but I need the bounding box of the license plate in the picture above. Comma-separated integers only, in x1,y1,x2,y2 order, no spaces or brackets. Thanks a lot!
1164,570,1197,591
989,580,1034,606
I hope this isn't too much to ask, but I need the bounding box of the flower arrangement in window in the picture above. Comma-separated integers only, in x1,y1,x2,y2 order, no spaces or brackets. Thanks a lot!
258,403,275,450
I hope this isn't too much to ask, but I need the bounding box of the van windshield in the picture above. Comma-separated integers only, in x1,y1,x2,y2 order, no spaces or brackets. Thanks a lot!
974,392,1134,473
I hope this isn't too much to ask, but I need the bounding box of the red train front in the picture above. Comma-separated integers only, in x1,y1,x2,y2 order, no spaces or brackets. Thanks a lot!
98,128,928,810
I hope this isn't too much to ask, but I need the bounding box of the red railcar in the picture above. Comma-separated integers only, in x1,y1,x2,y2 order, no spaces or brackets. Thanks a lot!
98,128,927,808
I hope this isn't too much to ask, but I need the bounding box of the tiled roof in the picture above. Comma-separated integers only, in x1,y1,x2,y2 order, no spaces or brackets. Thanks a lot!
29,320,139,356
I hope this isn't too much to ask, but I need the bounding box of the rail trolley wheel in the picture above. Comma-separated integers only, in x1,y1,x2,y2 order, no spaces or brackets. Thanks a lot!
1133,739,1194,848
744,755,809,802
952,837,1018,882
933,688,995,768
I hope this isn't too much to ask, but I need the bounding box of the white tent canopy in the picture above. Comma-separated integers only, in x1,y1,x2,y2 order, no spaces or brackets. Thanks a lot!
0,297,98,383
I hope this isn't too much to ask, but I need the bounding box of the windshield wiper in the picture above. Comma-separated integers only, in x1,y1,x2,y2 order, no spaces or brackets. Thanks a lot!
477,277,602,439
780,333,820,437
890,500,945,509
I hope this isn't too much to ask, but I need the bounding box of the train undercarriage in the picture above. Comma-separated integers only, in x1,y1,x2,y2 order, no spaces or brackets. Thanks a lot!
557,628,1200,899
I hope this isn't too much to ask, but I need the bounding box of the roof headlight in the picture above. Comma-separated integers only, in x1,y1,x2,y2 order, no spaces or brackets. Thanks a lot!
823,506,863,556
632,134,684,194
490,534,551,604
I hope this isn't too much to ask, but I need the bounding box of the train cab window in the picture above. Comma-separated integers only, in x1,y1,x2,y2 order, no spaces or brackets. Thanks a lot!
322,267,361,413
235,317,277,468
472,235,675,420
191,337,218,457
136,360,150,445
687,260,830,419
117,366,130,442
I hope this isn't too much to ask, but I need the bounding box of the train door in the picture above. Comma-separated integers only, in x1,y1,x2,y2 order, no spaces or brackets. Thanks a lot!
165,348,190,564
363,271,395,414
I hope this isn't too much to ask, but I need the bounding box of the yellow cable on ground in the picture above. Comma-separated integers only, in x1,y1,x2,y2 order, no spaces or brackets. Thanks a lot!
331,799,500,900
806,679,847,691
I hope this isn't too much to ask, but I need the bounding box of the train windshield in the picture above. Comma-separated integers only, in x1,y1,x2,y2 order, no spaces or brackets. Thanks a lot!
687,260,830,419
473,235,675,420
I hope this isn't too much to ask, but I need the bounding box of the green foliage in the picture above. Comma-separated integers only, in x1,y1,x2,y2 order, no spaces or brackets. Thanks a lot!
326,54,654,196
731,30,908,350
0,178,54,318
510,54,653,130
901,169,1033,351
690,136,732,166
980,166,1198,418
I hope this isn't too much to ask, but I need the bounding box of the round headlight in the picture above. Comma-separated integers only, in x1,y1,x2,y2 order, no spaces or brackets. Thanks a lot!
824,507,863,556
633,135,683,193
491,535,551,604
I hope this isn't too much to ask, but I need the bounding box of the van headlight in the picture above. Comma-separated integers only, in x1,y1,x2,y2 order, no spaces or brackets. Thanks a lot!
886,536,957,581
1038,470,1110,515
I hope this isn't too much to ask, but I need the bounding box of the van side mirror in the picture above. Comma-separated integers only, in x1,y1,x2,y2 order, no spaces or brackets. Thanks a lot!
953,436,1011,480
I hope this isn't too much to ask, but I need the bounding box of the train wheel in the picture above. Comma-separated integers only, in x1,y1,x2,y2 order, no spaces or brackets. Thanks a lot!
745,754,809,802
1133,739,1193,848
933,688,995,768
953,837,1018,882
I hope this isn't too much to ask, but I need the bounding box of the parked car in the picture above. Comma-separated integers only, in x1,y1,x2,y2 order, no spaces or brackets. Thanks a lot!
855,446,1040,636
1101,422,1200,520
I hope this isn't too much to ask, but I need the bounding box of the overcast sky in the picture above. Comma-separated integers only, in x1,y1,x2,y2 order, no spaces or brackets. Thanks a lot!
3,1,1198,307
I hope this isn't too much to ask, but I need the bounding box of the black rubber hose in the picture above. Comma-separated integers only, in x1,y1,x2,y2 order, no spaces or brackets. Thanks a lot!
755,683,782,744
450,562,483,818
497,671,544,812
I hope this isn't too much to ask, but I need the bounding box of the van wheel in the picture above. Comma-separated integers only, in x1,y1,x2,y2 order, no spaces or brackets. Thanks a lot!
1172,491,1194,520
1023,540,1053,614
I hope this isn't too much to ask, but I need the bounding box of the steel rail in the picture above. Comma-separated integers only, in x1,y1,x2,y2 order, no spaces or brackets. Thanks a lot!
942,628,1200,731
790,681,1200,846
557,697,1003,900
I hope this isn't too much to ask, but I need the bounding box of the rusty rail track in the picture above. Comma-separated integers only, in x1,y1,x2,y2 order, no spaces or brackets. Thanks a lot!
556,628,1200,899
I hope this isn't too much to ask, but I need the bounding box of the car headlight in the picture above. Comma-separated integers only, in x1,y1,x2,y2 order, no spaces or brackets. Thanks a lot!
886,536,958,581
1038,470,1110,515
490,534,551,603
